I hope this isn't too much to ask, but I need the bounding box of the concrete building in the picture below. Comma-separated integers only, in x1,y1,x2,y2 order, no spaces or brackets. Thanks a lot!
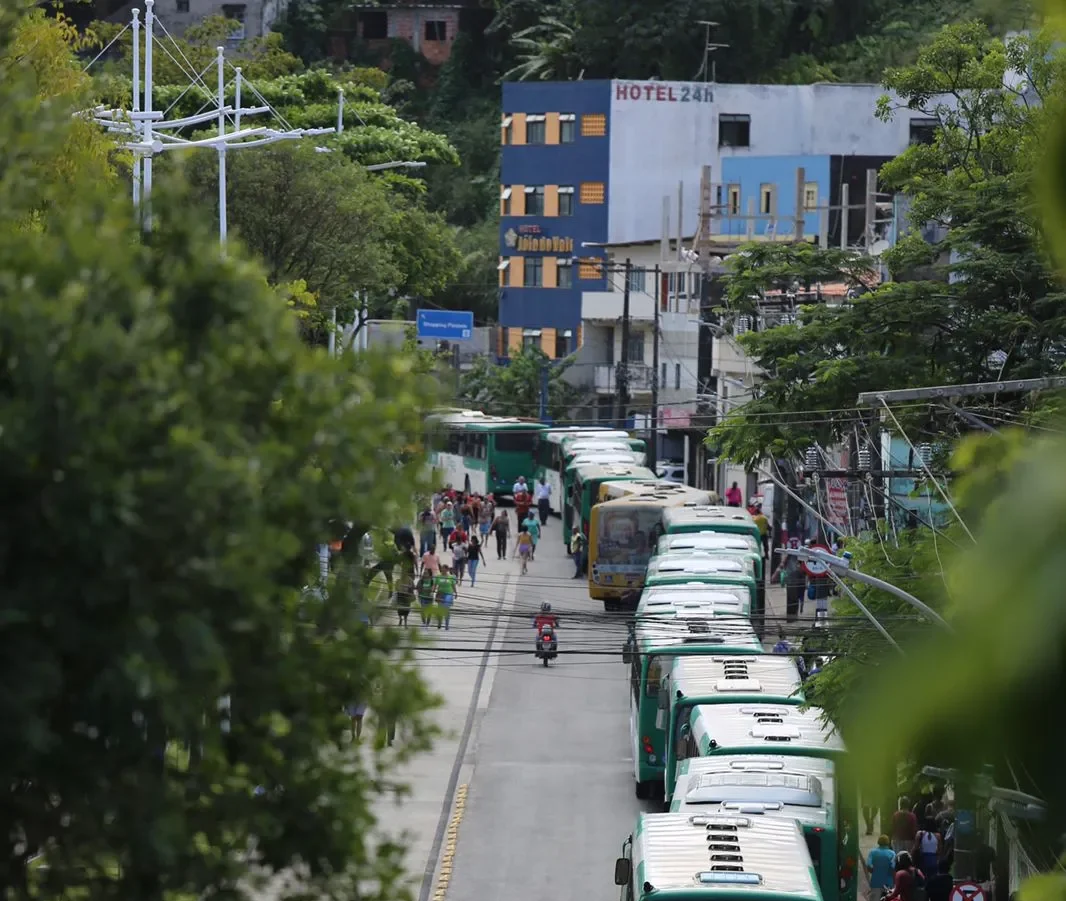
497,78,937,357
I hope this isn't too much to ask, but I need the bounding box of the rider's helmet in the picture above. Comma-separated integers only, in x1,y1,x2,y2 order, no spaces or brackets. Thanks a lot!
541,602,551,613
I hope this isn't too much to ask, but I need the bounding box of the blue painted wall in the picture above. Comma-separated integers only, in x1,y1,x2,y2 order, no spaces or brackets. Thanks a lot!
719,155,831,237
499,81,612,332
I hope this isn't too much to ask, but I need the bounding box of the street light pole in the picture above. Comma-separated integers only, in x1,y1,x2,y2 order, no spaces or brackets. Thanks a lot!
649,264,661,469
617,257,632,429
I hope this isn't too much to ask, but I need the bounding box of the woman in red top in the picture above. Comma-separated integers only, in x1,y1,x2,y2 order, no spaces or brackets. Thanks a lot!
884,852,922,901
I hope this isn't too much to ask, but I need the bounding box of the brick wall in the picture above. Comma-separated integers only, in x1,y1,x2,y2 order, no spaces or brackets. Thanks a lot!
387,7,460,64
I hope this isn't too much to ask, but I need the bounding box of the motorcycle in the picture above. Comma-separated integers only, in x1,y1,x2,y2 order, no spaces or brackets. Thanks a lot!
535,623,558,667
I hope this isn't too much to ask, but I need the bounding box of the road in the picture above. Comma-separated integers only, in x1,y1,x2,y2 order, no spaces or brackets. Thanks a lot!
368,519,812,901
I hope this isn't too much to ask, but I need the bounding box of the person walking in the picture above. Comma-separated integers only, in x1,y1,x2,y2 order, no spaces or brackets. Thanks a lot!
534,476,552,526
418,506,437,555
569,529,587,579
513,525,534,575
891,797,919,854
449,527,469,586
913,821,942,881
395,549,415,626
514,483,532,523
491,509,510,560
416,570,435,626
752,502,770,565
467,532,487,586
863,836,898,901
522,510,541,561
420,545,440,579
433,564,457,631
780,539,806,622
478,497,493,543
439,500,456,547
725,481,743,507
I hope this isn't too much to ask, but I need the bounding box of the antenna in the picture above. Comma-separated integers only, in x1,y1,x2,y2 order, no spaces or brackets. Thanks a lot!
694,21,729,83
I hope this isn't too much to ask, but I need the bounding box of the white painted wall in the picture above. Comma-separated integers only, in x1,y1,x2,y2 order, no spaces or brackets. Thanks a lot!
607,81,936,245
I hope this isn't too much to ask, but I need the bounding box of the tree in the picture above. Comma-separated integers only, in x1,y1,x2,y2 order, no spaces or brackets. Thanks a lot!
708,25,1066,468
0,8,443,897
459,345,578,421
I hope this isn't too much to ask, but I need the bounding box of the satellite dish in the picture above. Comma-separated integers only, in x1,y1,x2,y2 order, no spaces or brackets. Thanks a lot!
869,239,891,257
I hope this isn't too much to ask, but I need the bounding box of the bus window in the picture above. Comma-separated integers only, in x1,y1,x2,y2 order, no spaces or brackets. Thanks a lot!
494,430,536,453
646,657,662,697
804,832,822,884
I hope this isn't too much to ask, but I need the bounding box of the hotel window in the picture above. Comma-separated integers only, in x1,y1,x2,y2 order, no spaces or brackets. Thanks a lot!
558,185,575,216
526,114,546,144
719,113,750,148
522,328,542,349
580,182,605,204
501,115,513,145
557,259,574,288
581,113,606,137
501,186,512,215
804,181,818,211
559,113,576,143
628,267,646,294
578,259,603,280
727,184,740,216
524,257,543,287
759,183,774,215
525,185,545,215
555,328,573,358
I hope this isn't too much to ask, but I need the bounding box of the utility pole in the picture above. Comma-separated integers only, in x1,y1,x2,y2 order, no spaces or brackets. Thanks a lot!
649,263,661,470
616,257,632,429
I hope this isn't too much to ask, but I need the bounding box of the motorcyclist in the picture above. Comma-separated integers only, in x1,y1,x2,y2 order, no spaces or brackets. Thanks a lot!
533,602,559,632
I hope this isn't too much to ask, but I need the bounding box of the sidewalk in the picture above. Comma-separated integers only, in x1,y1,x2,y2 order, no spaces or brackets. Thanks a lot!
369,550,521,900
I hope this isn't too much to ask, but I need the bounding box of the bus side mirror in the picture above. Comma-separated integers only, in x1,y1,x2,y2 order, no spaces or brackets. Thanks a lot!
614,857,631,886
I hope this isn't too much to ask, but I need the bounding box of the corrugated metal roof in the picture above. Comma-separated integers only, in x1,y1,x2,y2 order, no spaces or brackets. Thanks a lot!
691,704,845,756
673,655,803,701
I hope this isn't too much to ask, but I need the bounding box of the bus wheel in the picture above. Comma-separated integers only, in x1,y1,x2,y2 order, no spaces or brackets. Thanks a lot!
635,780,654,800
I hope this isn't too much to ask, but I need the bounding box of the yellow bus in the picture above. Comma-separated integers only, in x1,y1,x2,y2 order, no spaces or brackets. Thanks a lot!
597,479,706,504
588,486,713,611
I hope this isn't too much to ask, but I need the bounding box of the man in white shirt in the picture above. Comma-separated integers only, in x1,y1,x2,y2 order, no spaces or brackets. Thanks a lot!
512,476,527,496
534,476,551,525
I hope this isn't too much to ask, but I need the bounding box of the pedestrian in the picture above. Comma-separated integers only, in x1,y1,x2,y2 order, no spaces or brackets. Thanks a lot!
418,506,437,555
511,475,528,496
459,496,473,532
752,502,770,564
891,797,919,854
439,500,456,546
535,476,552,525
883,851,923,901
725,481,743,507
913,821,941,881
450,528,468,585
926,860,953,901
780,539,806,622
416,570,435,626
433,564,457,631
522,510,541,560
513,525,534,575
514,484,532,523
863,836,898,901
395,574,413,627
569,529,587,579
478,497,493,543
468,532,487,586
491,509,510,559
346,701,366,742
421,545,440,579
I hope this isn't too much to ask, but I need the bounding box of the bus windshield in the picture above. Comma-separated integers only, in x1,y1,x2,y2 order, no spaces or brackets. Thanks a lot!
594,502,667,583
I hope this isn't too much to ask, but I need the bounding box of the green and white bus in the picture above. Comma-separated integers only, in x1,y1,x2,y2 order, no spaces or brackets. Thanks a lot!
614,812,823,901
661,506,762,544
644,555,759,613
670,755,855,901
638,584,752,619
535,429,647,515
664,702,845,805
626,614,763,799
426,410,547,497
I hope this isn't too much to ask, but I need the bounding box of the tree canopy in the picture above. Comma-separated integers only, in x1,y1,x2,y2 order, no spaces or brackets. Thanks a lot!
459,345,578,421
0,8,442,898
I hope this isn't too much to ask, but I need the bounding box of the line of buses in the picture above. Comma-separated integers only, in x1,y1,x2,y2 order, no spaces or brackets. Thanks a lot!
424,413,858,901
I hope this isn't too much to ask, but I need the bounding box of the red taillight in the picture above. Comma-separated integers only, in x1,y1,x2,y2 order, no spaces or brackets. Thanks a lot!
642,736,650,744
813,827,824,833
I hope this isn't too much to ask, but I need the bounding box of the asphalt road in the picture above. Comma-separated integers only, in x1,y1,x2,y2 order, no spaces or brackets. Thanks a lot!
445,520,653,901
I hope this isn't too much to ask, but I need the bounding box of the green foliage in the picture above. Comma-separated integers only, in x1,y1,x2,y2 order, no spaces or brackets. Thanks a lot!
709,26,1066,468
0,6,446,897
459,345,578,421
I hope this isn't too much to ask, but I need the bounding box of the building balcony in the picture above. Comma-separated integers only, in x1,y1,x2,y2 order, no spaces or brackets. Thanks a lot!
581,291,655,322
593,363,654,394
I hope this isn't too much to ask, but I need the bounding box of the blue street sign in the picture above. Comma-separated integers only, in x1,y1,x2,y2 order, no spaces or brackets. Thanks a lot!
416,309,474,341
955,809,975,836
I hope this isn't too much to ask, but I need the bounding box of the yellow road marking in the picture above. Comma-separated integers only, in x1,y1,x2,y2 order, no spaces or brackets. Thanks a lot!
433,784,469,900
